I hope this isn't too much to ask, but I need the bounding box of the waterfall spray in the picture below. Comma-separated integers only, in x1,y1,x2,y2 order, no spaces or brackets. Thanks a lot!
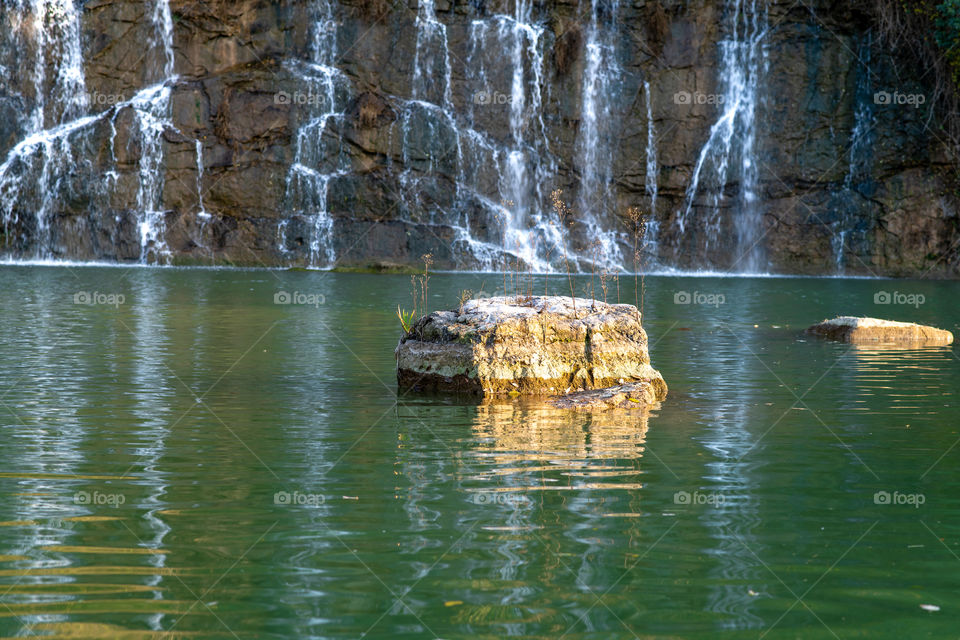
676,0,768,272
835,33,876,272
281,0,348,268
574,0,626,271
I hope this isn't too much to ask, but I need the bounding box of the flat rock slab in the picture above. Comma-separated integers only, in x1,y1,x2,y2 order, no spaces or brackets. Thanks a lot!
396,295,667,400
806,316,954,345
548,382,659,411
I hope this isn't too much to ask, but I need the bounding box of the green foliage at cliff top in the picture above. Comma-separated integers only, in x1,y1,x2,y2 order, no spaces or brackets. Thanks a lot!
902,0,960,85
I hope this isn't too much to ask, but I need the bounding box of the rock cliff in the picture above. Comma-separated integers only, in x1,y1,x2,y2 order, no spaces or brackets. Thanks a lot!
0,0,957,275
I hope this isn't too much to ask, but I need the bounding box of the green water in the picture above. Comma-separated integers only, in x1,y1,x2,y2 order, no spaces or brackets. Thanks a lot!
0,266,958,639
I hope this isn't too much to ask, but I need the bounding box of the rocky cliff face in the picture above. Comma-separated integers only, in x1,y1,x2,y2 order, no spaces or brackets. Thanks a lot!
0,0,957,276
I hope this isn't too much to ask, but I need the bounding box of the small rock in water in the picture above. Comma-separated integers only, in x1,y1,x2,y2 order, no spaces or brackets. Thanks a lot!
805,316,953,345
548,382,660,411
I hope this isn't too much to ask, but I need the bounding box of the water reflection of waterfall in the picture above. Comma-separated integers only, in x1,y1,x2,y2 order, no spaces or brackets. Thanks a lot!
3,279,88,569
681,294,765,629
126,273,174,631
675,0,768,272
699,409,765,630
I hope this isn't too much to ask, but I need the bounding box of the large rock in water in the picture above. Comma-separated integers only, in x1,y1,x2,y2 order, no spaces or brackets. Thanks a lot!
396,296,667,399
806,316,954,345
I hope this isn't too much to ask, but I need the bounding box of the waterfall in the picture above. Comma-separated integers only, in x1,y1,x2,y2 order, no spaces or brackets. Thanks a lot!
13,0,89,132
412,0,453,110
280,0,346,268
0,0,667,272
461,1,563,272
281,60,346,268
676,0,768,272
0,0,88,258
150,0,176,79
0,0,179,264
574,0,626,270
129,84,173,263
835,33,876,272
195,140,210,221
132,0,177,262
643,79,660,255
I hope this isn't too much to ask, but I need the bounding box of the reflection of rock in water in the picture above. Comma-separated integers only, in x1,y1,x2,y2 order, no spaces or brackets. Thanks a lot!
468,400,650,490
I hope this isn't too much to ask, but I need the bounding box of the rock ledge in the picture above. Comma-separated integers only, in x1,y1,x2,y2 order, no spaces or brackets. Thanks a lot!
547,382,660,411
396,296,667,400
806,316,954,345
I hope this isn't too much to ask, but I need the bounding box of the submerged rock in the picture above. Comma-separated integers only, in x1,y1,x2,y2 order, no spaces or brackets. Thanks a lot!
396,296,667,400
547,382,660,411
806,316,954,345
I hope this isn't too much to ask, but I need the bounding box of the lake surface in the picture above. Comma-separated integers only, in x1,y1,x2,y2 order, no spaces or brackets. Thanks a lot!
0,266,957,638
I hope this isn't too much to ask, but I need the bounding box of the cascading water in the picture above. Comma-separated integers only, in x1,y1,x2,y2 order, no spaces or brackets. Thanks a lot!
0,0,180,264
676,0,768,272
412,0,453,110
0,0,88,258
131,0,176,262
574,0,626,270
643,79,660,254
0,0,655,272
834,33,876,272
461,0,562,272
129,84,173,263
281,0,346,268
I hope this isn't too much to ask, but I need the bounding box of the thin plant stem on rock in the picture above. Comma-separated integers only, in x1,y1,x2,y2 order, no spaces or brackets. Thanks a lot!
551,189,577,317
